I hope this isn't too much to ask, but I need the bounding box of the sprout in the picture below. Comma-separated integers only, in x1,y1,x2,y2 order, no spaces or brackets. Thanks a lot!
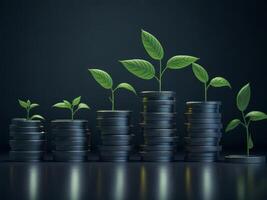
18,99,44,120
53,96,90,120
225,83,267,156
192,63,231,101
120,29,198,91
88,69,136,110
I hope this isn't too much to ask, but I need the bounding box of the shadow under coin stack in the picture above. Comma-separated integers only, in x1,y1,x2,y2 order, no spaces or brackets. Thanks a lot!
140,91,177,162
184,102,222,162
9,118,46,161
97,111,132,162
51,120,90,162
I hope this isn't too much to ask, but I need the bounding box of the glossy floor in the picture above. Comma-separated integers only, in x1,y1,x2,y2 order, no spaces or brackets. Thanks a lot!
0,158,267,200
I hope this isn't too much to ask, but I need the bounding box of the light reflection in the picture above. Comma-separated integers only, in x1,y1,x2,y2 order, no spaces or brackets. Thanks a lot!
202,166,214,200
70,165,80,200
185,166,192,199
247,166,256,199
114,165,125,200
185,165,217,200
237,174,245,200
29,165,39,200
140,165,147,200
158,165,169,200
5,162,267,199
236,166,256,200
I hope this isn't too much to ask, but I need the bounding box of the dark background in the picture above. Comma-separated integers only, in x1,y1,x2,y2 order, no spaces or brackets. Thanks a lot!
0,0,266,152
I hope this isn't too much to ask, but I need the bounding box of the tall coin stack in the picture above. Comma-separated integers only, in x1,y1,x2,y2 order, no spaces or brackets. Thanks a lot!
140,91,178,162
97,111,132,162
51,120,90,162
9,118,46,161
184,102,222,162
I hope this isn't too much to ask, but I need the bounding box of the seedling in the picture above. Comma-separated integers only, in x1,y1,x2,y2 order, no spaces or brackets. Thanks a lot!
53,96,90,120
18,99,44,120
119,29,198,91
88,69,136,110
192,63,231,101
225,83,267,156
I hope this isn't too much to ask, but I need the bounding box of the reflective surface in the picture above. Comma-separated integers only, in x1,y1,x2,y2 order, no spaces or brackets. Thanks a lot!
0,160,267,200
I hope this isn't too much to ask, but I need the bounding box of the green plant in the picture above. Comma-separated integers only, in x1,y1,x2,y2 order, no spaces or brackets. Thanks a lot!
119,29,198,91
88,69,136,110
225,83,267,156
18,99,44,120
53,96,90,120
192,63,231,101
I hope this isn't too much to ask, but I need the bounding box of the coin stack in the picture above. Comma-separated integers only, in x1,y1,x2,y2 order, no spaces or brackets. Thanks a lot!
51,120,90,162
140,91,178,162
184,102,222,162
9,118,46,161
97,111,132,162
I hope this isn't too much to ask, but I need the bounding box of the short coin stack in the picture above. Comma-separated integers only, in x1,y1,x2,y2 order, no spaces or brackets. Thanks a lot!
51,120,90,162
97,111,132,162
140,91,178,162
9,118,46,161
184,102,222,162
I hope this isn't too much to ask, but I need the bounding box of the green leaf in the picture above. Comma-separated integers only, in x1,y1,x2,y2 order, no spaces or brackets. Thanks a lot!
72,96,81,106
116,83,137,95
78,103,90,110
53,102,69,109
225,119,241,132
141,29,164,60
210,77,231,88
27,100,31,106
248,135,254,150
192,63,209,83
236,83,251,112
167,55,199,69
119,59,155,80
30,114,45,120
63,100,72,108
245,111,267,121
88,69,113,89
30,103,39,109
18,99,28,109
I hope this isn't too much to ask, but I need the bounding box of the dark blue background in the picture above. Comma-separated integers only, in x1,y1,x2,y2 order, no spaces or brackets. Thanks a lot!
0,0,266,151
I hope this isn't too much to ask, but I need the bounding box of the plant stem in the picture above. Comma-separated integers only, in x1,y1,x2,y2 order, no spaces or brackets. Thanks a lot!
71,108,74,120
242,111,250,156
154,76,159,81
245,126,250,156
159,60,162,91
26,108,30,120
111,90,115,111
204,83,207,102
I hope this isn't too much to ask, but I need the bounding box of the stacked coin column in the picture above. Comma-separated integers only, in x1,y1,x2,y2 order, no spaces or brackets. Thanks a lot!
9,118,46,161
140,91,177,162
97,111,132,162
184,102,222,162
51,120,90,162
